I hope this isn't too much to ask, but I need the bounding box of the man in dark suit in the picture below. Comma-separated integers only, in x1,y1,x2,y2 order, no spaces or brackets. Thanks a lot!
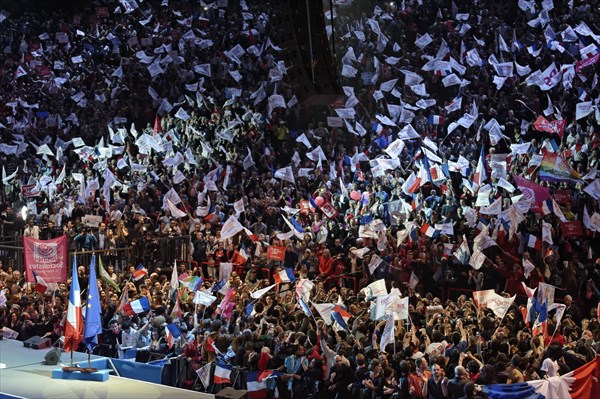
563,295,582,326
447,366,469,399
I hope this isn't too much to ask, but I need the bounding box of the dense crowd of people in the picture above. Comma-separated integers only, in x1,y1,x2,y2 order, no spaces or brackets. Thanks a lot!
0,0,599,398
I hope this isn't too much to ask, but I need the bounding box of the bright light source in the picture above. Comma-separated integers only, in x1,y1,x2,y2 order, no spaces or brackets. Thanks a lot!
21,206,27,220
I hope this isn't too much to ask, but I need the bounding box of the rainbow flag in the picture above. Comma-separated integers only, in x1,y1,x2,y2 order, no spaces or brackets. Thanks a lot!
538,152,582,184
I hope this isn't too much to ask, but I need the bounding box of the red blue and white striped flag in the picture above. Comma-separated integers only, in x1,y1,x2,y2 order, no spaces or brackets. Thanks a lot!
122,296,151,316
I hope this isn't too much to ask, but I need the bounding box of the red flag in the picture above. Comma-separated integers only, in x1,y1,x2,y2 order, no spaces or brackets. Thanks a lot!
566,356,600,399
533,116,566,137
154,114,163,134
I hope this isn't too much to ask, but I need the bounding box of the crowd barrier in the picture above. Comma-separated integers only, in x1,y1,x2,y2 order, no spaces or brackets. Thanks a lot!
1,235,193,275
83,356,165,384
130,235,192,270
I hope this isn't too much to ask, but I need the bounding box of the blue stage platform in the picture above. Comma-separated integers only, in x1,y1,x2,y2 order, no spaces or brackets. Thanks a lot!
0,338,214,399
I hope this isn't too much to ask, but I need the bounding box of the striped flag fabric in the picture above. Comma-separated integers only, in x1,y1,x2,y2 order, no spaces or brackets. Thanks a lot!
245,302,255,318
523,233,542,251
165,323,181,349
232,243,249,264
484,356,600,399
122,296,151,316
473,145,487,186
212,278,227,293
64,255,83,353
299,298,313,317
246,371,268,399
428,115,444,125
133,264,148,281
180,274,203,292
32,270,48,294
331,304,351,331
420,223,440,239
214,363,233,384
273,268,296,284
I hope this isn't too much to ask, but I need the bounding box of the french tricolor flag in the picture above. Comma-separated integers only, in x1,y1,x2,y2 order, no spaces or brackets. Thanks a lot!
32,270,48,294
541,199,554,216
165,323,181,349
473,145,487,186
420,223,440,239
133,264,148,281
122,296,151,316
246,371,267,398
428,115,444,125
332,305,351,331
233,243,249,264
214,363,233,384
273,268,296,284
524,233,542,251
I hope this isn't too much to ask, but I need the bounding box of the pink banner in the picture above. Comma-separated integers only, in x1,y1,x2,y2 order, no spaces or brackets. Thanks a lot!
24,235,68,283
513,176,551,212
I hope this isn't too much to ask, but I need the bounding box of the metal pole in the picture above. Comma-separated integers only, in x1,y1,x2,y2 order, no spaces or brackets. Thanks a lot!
306,0,315,83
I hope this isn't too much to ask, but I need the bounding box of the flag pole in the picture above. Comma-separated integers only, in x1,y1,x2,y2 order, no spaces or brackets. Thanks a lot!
71,250,76,368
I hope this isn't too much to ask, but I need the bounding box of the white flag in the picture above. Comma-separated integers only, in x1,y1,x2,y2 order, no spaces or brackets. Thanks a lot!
219,215,245,241
194,290,217,306
166,198,187,218
379,314,395,353
250,284,276,299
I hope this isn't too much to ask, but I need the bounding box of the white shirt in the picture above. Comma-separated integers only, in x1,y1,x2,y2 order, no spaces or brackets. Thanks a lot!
24,225,40,239
540,358,559,377
121,328,139,348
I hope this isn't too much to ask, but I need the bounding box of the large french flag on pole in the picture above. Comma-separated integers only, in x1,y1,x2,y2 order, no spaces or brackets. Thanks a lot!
64,255,83,353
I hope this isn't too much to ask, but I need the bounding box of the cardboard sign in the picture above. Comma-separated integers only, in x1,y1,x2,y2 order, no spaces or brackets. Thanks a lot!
21,184,40,198
82,215,103,228
560,221,583,238
320,201,339,220
552,190,571,205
